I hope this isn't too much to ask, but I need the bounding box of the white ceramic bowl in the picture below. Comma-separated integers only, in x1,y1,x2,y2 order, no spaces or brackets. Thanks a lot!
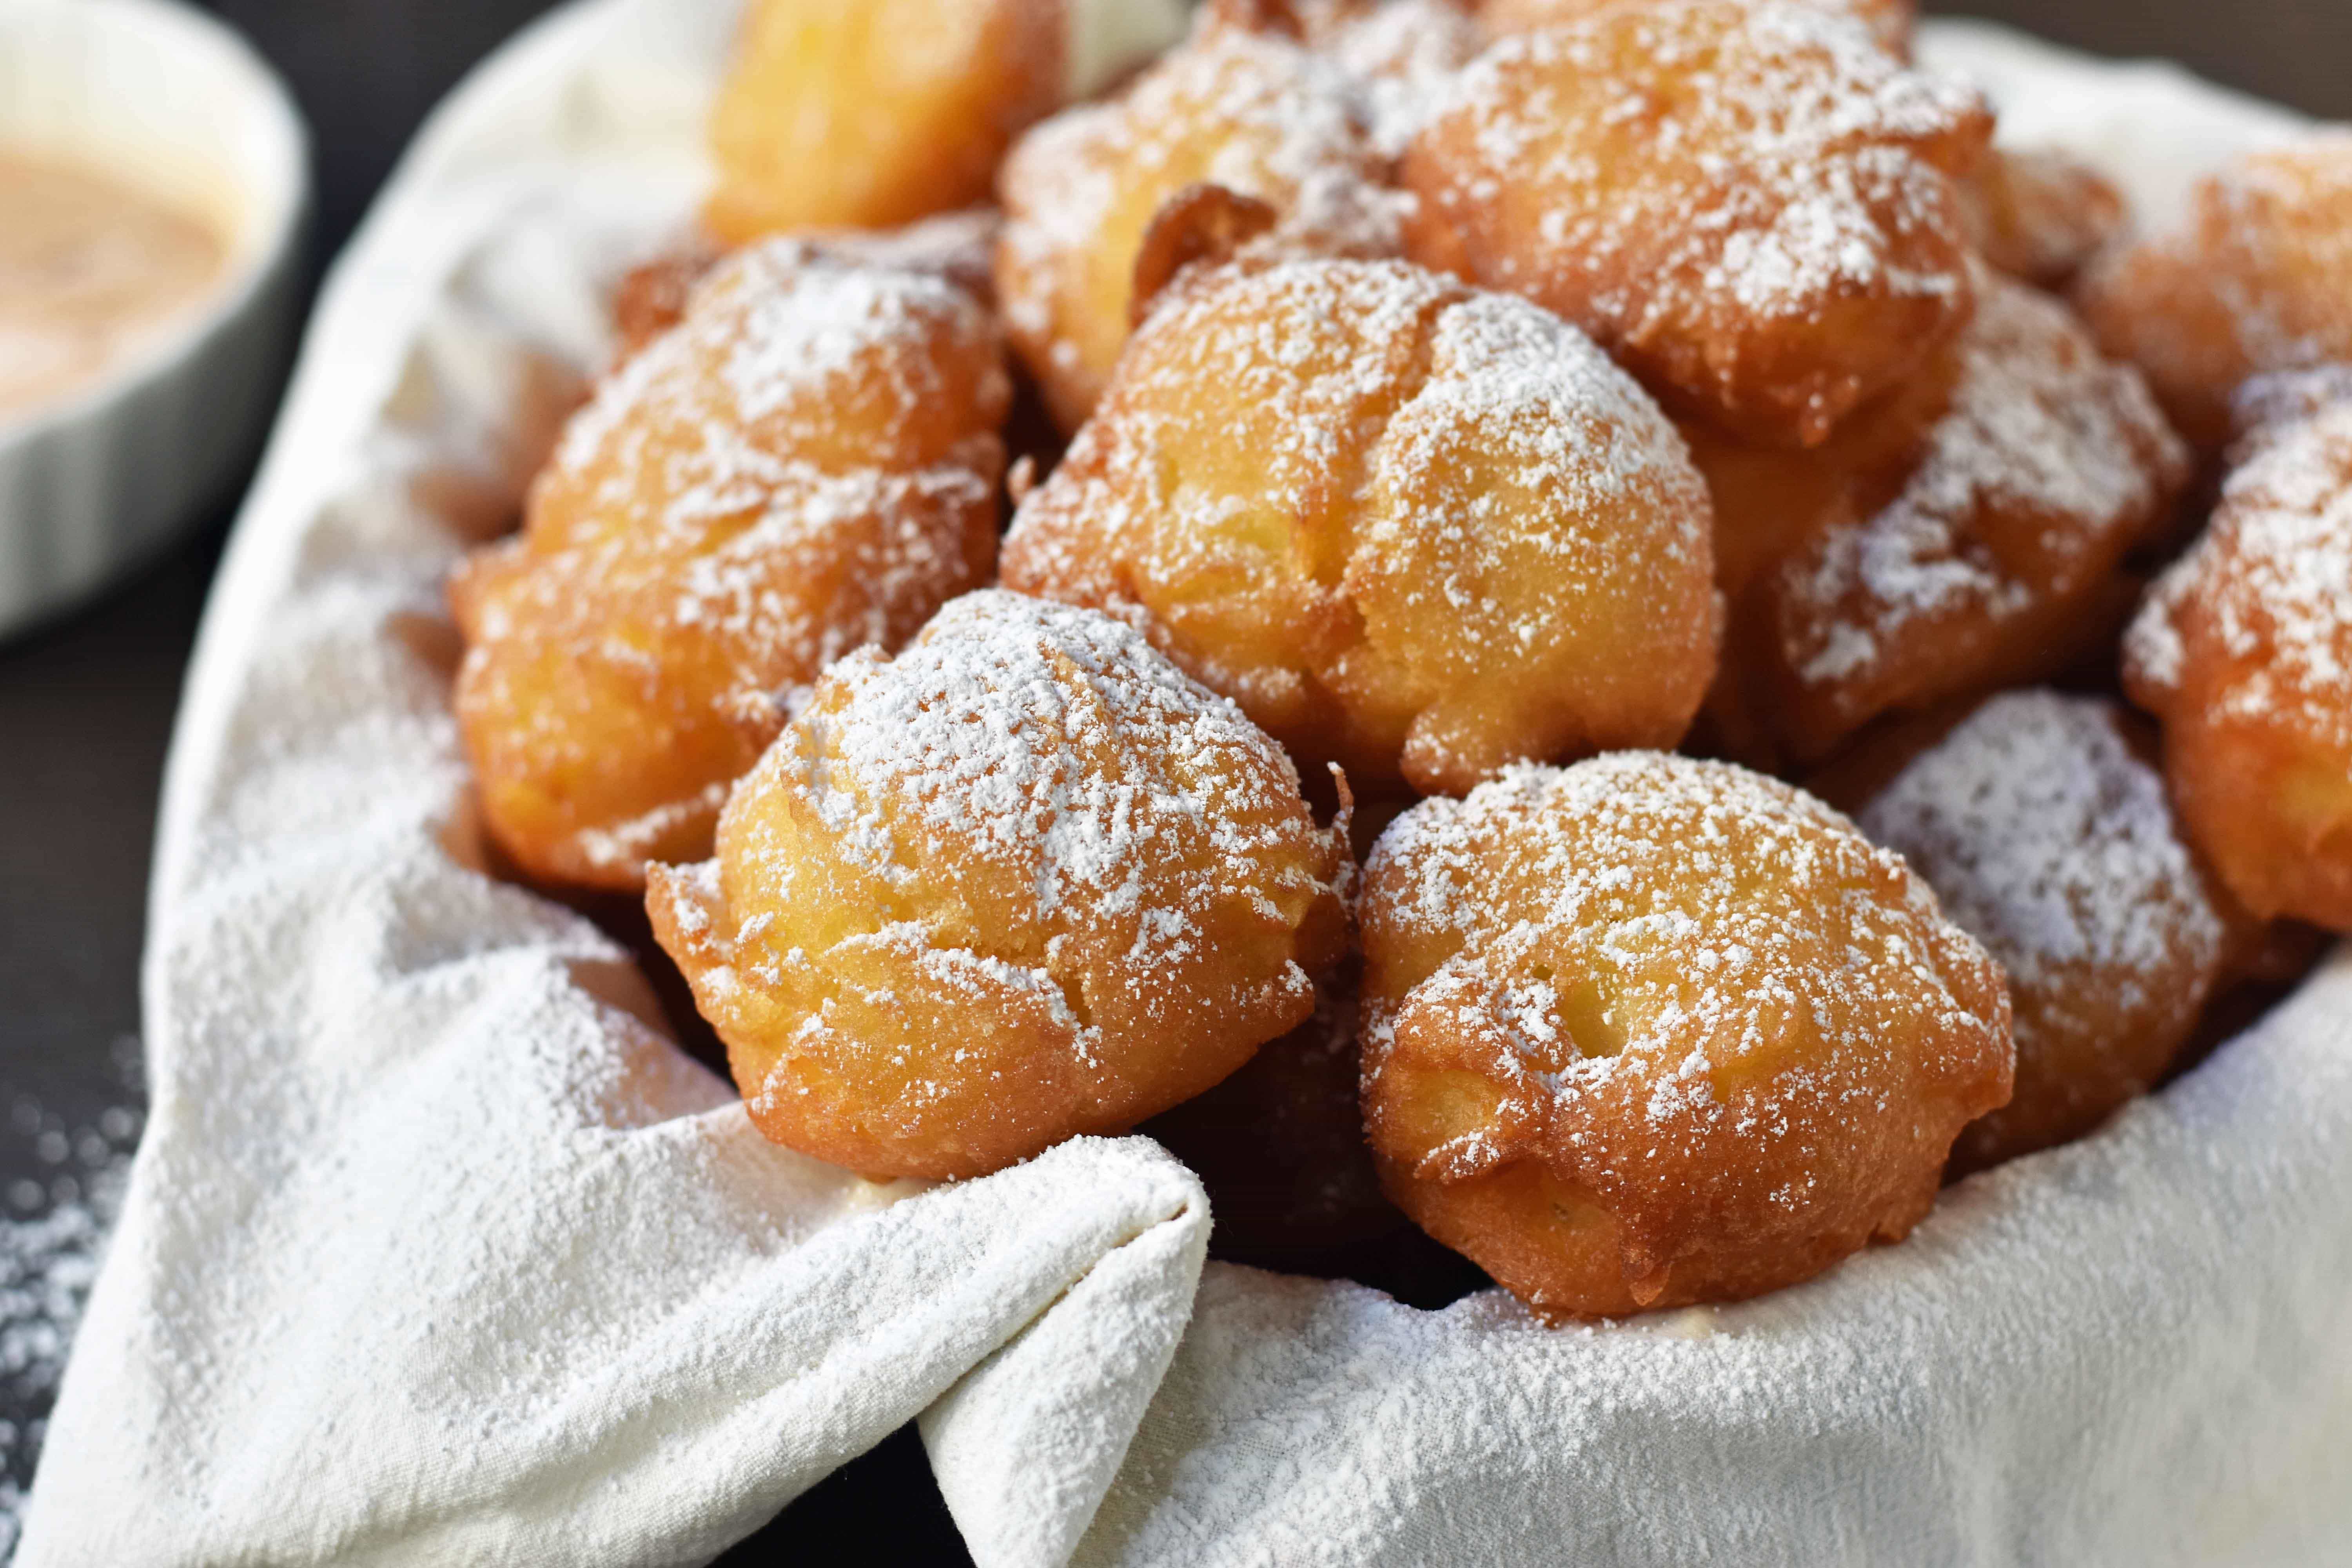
0,0,307,639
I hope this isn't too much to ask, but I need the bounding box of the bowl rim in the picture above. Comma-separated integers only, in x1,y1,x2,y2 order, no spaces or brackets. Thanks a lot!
0,0,312,452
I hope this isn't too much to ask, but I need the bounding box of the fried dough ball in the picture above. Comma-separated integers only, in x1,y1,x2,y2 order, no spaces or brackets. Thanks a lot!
2078,132,2352,450
1960,146,2129,291
704,0,1186,242
610,242,722,367
1401,0,1989,448
1292,0,1483,155
1000,257,1720,797
449,239,1009,889
1358,754,2012,1320
645,590,1353,1180
1856,691,2247,1175
1696,270,2189,767
2124,368,2352,930
608,211,1002,367
1481,0,1915,58
995,3,1403,432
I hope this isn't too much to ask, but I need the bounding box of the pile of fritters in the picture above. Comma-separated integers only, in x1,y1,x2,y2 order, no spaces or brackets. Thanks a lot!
448,0,2352,1321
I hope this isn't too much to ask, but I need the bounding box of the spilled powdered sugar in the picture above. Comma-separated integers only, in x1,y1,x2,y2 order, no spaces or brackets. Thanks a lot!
2127,367,2352,723
0,1056,142,1561
1782,272,2187,689
1858,691,2226,1024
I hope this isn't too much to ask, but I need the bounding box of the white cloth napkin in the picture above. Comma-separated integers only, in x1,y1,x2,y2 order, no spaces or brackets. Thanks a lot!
19,5,2352,1564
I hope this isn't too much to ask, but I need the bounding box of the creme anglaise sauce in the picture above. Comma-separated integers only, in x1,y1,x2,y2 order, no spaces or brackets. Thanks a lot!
0,148,227,423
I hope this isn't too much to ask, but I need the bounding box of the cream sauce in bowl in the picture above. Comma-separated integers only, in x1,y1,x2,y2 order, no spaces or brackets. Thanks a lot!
0,148,229,425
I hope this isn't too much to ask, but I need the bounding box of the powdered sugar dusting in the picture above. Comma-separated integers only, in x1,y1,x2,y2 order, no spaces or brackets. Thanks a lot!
783,590,1337,992
1780,272,2186,691
1858,691,2225,1018
1362,755,2002,1181
1299,0,1483,157
1418,1,1983,321
997,9,1405,397
550,236,1004,535
2127,367,2352,725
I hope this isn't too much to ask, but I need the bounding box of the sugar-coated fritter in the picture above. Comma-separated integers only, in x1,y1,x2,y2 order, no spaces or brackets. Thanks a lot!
704,0,1185,242
450,238,1009,889
1001,256,1720,797
646,590,1352,1180
1697,270,2189,767
1482,0,1915,56
995,1,1403,431
1401,0,1990,447
1960,145,2129,290
1858,691,2246,1174
608,211,1002,368
1293,0,1483,155
2125,368,2352,930
2078,132,2352,448
1358,753,2011,1319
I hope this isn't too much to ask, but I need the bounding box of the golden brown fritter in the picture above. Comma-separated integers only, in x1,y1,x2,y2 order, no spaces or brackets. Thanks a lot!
450,238,1009,889
995,3,1402,431
1000,256,1721,797
1358,753,2012,1320
1401,0,1989,448
1696,271,2189,767
2125,367,2352,930
706,0,1070,241
1856,691,2249,1174
2078,131,2352,449
1960,145,2129,290
647,590,1352,1180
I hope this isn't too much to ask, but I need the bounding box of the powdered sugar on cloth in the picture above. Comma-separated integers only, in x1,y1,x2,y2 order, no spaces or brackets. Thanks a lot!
16,6,2352,1566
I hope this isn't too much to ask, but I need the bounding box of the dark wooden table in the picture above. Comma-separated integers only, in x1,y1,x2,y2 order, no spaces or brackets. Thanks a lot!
3,0,2345,1560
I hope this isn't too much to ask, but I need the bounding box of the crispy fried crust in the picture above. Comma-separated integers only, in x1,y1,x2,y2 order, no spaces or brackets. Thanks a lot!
2124,368,2352,930
995,7,1401,432
1002,256,1720,796
1401,0,1989,448
706,0,1064,240
2078,133,2352,450
450,239,1009,890
647,592,1353,1180
1693,271,2188,768
1358,754,2012,1319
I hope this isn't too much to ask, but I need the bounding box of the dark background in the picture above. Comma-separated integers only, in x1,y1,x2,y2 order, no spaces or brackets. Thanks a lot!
3,0,2347,1561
